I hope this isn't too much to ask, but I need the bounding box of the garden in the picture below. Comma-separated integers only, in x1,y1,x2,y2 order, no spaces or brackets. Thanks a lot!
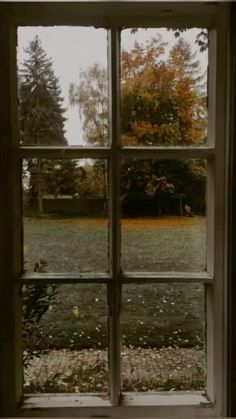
19,28,208,395
23,215,206,394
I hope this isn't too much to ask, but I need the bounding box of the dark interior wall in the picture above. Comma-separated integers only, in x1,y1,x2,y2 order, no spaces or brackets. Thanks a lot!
228,3,236,416
0,1,235,416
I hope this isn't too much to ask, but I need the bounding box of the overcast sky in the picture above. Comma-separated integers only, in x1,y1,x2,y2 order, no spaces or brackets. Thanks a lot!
17,27,208,145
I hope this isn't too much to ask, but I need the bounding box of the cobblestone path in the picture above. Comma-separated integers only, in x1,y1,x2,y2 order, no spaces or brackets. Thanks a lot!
25,347,205,391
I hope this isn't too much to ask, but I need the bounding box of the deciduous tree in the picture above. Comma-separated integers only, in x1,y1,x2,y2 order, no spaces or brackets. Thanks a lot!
69,63,108,146
69,63,108,202
69,35,207,215
121,37,206,146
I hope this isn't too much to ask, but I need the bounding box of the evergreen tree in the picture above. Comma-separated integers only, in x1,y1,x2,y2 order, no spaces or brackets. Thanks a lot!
19,36,75,211
19,35,66,147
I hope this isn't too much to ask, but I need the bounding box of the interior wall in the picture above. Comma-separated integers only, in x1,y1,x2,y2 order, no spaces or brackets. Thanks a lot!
228,2,236,416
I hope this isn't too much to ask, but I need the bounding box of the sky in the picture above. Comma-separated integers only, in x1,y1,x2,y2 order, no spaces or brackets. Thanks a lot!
17,27,208,145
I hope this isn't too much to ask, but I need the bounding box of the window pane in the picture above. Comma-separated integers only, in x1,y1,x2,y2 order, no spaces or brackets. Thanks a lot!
17,27,108,146
121,28,208,146
23,284,108,394
23,158,108,273
121,284,206,392
121,159,206,272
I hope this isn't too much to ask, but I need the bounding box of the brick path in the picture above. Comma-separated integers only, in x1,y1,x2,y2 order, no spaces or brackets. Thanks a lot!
25,347,205,389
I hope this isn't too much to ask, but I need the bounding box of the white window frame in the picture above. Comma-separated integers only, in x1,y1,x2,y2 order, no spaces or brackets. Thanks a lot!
0,2,230,417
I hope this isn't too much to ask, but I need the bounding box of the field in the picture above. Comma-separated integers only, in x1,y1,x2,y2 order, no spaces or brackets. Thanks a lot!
23,215,206,392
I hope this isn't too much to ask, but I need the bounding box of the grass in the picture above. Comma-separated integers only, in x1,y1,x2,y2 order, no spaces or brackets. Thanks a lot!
23,215,206,393
24,215,206,273
23,215,206,351
26,282,204,351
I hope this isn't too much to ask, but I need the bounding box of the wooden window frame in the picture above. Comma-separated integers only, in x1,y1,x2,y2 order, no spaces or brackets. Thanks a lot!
0,2,230,417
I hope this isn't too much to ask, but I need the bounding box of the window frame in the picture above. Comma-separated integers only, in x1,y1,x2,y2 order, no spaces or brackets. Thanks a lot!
0,2,230,416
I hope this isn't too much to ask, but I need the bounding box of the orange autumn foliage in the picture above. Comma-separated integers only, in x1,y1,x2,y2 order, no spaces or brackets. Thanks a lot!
121,37,207,146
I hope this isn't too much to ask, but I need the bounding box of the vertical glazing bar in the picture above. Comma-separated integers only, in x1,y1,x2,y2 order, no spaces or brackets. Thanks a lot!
205,160,214,403
205,27,216,406
213,10,229,415
108,28,121,405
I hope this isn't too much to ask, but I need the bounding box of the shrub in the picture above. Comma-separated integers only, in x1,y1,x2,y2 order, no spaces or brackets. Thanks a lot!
23,259,60,367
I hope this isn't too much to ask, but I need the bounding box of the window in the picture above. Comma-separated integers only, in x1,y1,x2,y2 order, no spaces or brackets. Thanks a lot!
0,2,230,417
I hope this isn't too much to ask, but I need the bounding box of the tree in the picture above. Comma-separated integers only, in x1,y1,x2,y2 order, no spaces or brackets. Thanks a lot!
19,36,76,212
69,63,108,204
69,36,207,215
41,159,77,198
121,37,206,146
69,63,108,146
19,35,67,147
121,36,206,214
173,28,208,52
74,161,107,199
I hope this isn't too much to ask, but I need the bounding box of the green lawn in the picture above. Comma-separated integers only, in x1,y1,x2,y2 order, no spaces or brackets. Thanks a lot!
24,215,206,272
23,215,206,351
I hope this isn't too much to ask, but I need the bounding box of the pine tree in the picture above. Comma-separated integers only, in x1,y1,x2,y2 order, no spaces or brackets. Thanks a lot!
19,35,66,147
19,36,75,212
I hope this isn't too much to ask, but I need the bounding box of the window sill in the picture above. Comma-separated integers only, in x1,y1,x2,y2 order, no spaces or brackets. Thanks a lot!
122,391,211,406
22,391,213,411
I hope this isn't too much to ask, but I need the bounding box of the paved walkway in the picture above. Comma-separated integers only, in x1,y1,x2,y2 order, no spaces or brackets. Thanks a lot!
25,347,205,390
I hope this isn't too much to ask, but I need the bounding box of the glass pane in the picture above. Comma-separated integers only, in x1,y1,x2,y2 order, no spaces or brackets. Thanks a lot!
121,284,206,392
23,284,108,394
17,27,108,146
23,158,108,273
121,159,206,272
121,28,208,146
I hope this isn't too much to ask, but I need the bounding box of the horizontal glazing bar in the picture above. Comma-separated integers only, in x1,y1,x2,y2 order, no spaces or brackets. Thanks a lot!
121,147,215,159
21,272,111,283
21,271,213,284
18,146,214,159
120,271,213,283
18,146,111,159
